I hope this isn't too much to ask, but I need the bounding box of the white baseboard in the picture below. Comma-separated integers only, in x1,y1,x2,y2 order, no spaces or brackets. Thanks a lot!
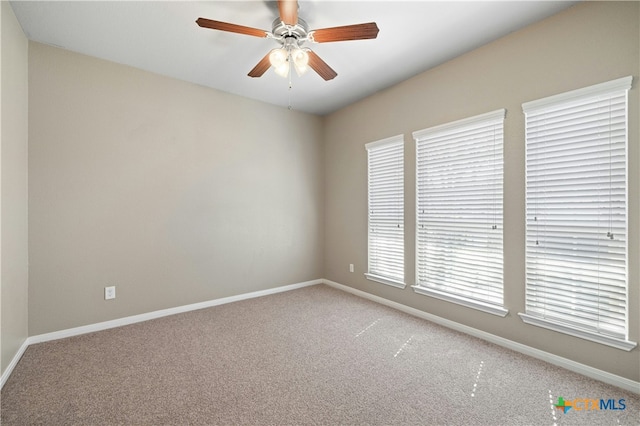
322,278,640,395
0,338,29,389
1,279,321,389
4,277,637,395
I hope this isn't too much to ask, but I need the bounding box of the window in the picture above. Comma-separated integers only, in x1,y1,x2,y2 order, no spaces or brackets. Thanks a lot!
520,76,636,350
413,110,506,316
365,135,404,288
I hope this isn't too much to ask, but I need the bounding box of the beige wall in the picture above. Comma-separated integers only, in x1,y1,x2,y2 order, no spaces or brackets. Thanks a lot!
5,0,639,385
1,1,29,375
28,42,324,335
324,1,640,381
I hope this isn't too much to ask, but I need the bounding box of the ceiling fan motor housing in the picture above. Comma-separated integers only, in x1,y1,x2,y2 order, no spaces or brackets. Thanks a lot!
271,17,309,45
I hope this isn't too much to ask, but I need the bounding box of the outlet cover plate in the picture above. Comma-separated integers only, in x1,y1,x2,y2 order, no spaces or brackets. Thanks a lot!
105,286,116,300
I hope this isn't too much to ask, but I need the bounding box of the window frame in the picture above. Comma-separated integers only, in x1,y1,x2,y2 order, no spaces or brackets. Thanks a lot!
412,109,508,317
365,134,405,289
519,76,636,351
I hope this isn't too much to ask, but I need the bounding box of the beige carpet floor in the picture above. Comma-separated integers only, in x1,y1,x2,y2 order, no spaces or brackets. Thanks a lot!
1,284,638,425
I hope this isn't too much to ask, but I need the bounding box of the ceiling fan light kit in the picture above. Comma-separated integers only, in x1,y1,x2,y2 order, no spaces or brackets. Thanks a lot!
268,35,310,79
196,0,379,81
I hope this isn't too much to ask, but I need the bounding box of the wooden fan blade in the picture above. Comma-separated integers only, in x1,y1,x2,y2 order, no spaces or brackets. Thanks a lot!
307,50,337,81
196,18,267,38
278,0,298,26
310,22,379,43
248,53,272,78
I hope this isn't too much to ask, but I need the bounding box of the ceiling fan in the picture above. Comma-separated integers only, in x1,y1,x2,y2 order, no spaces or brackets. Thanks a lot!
196,0,379,81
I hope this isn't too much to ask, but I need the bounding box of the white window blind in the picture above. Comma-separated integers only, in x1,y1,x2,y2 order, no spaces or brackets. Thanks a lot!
413,109,506,316
520,76,635,350
365,135,404,288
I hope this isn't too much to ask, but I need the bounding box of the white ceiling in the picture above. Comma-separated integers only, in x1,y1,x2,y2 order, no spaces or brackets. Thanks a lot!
10,1,578,116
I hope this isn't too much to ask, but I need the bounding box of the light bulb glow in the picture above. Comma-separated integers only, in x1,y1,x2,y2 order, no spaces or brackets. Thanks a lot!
269,48,288,67
291,48,309,76
274,62,290,78
269,47,290,78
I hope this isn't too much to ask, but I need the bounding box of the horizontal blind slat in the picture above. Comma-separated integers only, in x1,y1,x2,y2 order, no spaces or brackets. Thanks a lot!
368,137,404,283
524,80,629,340
416,112,504,309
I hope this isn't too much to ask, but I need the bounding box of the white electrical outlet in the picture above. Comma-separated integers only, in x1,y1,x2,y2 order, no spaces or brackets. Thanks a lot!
349,264,354,273
105,286,116,300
